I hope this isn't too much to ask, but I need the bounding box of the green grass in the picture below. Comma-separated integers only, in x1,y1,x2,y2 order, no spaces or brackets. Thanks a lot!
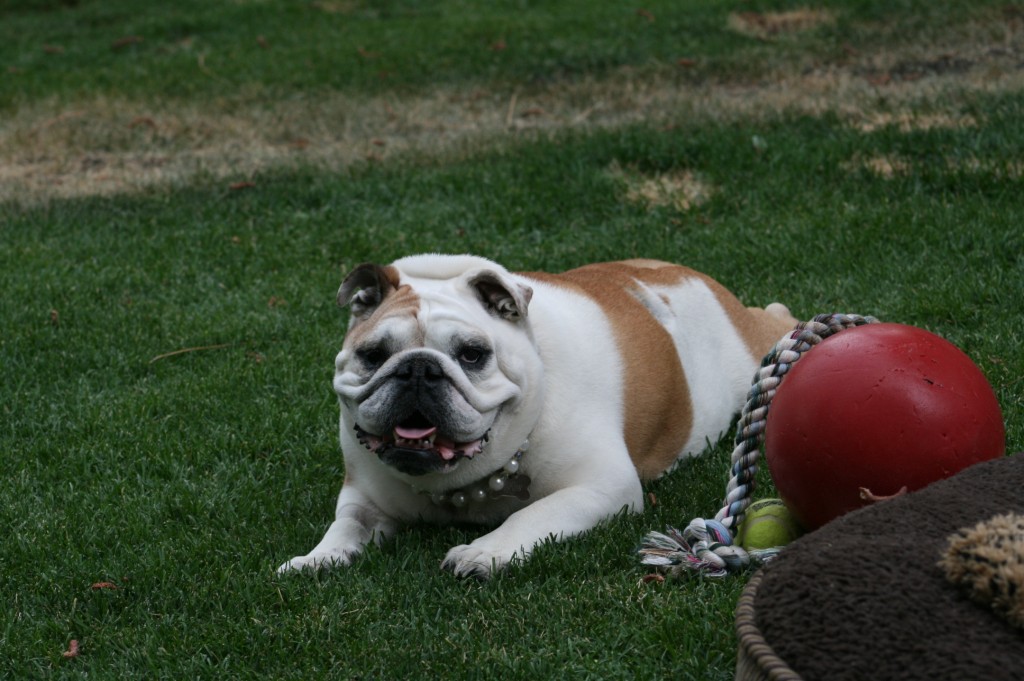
0,0,1010,107
2,0,1023,678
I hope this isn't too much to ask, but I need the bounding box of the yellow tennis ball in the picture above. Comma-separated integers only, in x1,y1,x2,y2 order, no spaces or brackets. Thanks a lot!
736,498,803,551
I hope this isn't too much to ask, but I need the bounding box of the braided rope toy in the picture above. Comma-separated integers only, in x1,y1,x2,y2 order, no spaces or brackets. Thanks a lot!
638,313,879,577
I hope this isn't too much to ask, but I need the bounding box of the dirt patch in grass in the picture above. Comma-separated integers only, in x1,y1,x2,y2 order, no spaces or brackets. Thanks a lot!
854,154,914,179
2,17,1022,203
853,112,978,133
605,162,714,212
727,9,836,39
850,152,1024,179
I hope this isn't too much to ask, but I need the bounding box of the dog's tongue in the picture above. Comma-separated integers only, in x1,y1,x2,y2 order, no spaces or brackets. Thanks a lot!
391,426,476,462
394,425,437,441
434,436,457,461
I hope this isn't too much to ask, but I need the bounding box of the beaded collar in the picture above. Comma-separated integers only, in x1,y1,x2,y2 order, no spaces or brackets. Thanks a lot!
416,439,531,508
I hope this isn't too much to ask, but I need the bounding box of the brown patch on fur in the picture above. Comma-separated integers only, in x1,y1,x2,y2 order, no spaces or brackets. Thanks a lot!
343,265,421,347
379,264,402,290
526,261,795,478
525,262,693,479
628,263,796,371
383,284,421,315
709,290,797,362
614,260,795,361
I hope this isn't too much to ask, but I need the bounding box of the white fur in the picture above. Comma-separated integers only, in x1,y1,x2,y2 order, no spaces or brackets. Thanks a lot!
647,279,762,458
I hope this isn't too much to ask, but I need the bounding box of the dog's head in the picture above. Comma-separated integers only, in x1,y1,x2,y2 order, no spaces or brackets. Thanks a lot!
333,255,541,479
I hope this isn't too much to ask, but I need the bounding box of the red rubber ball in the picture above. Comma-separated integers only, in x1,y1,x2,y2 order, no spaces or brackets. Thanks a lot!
765,323,1005,531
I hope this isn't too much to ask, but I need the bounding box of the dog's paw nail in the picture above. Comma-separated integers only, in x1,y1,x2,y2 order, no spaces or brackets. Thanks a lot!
443,544,511,579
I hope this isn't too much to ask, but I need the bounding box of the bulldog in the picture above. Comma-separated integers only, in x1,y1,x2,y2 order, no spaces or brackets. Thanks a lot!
278,254,796,578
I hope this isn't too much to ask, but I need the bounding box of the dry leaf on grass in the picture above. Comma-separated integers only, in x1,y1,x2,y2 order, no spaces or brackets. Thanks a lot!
62,639,80,659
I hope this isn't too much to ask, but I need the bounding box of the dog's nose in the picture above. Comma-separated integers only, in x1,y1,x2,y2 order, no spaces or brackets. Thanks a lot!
395,355,445,385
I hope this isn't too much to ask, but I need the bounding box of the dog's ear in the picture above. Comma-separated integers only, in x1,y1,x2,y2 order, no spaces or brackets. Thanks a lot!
468,270,533,321
337,263,398,321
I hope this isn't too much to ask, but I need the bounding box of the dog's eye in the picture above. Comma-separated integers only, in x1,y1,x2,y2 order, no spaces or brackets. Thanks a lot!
356,344,388,368
457,345,489,367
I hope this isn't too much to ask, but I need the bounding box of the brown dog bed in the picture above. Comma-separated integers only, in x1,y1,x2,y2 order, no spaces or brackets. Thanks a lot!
735,453,1024,681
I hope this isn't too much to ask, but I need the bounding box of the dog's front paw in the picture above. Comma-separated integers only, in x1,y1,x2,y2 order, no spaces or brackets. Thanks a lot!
276,549,354,575
442,542,520,579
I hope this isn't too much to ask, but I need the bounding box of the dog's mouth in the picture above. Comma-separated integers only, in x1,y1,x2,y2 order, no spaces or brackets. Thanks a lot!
355,414,488,476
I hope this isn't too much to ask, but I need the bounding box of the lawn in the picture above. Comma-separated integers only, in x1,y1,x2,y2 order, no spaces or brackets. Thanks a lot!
1,1,1022,678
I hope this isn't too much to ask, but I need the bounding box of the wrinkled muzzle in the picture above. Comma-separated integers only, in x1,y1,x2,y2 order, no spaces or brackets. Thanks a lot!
354,354,488,476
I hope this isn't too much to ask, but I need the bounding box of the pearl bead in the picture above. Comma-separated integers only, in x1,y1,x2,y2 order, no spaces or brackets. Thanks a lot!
417,439,531,508
519,439,530,452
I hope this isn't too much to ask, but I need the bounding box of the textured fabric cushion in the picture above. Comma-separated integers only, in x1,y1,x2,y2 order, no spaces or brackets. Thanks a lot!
751,453,1024,681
